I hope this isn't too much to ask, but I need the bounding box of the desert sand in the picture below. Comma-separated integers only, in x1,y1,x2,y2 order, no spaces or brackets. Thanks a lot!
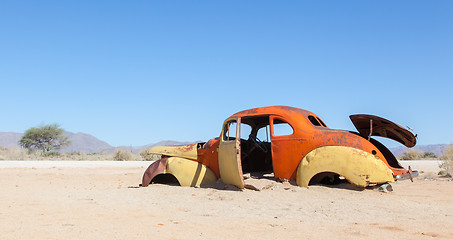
0,160,452,240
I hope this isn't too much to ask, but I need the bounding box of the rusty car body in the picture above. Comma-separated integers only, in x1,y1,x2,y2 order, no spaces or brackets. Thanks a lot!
142,106,417,189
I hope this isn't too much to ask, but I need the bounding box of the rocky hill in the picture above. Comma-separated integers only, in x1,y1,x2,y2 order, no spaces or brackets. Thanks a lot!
61,132,113,153
0,132,23,149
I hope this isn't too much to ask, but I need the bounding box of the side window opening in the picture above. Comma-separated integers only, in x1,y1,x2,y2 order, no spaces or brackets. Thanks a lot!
240,123,252,140
257,125,270,142
273,119,294,136
223,121,237,141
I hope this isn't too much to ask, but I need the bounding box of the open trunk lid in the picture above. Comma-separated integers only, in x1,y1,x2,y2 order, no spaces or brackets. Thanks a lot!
349,114,417,148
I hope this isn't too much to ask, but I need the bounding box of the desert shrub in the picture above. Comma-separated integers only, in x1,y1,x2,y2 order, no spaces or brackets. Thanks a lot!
421,151,437,159
41,151,61,157
0,147,142,161
139,148,152,161
0,147,35,160
400,149,423,160
439,144,453,175
113,149,132,161
0,148,5,160
66,152,82,156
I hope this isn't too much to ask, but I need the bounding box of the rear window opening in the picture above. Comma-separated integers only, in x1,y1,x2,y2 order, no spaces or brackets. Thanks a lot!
316,117,327,127
308,115,321,126
307,115,327,127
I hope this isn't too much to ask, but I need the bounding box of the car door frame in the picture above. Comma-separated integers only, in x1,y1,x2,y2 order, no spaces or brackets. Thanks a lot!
218,116,245,189
269,115,301,180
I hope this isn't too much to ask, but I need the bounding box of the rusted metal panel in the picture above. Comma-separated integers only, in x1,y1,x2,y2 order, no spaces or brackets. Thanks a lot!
197,138,220,178
218,117,245,189
142,157,168,187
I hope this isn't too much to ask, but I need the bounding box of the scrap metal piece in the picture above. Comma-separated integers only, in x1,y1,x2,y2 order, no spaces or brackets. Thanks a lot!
376,183,393,192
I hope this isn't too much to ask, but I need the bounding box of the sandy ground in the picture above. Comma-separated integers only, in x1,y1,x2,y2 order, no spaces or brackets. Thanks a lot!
0,160,452,240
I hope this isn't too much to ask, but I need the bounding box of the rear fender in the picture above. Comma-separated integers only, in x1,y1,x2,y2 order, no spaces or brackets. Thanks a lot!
296,146,394,187
142,157,217,187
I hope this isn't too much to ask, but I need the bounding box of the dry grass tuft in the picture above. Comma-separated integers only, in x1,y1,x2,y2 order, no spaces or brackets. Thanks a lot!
113,149,132,161
400,149,423,160
439,144,453,176
0,146,149,161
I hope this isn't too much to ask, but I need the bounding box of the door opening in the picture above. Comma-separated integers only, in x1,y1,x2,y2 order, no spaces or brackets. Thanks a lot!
240,116,273,178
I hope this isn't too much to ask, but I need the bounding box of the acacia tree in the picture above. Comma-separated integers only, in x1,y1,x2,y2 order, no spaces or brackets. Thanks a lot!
19,124,71,152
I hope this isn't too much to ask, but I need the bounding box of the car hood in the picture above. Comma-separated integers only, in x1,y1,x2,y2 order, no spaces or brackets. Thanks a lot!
148,143,198,160
349,114,417,147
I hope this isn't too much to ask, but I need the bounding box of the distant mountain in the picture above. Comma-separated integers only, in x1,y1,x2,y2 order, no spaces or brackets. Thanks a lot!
61,132,113,153
0,132,23,149
390,144,449,158
0,131,192,153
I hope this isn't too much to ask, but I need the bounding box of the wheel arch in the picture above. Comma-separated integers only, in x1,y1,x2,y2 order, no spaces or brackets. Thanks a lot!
142,157,217,187
296,146,394,188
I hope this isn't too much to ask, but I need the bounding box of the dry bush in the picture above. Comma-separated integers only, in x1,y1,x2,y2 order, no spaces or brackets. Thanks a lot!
400,149,423,160
0,147,38,160
440,144,453,175
0,146,7,160
0,146,142,161
113,149,132,161
139,148,152,161
421,151,437,159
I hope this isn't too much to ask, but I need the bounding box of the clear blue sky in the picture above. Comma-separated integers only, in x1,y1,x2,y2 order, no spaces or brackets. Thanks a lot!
1,1,452,147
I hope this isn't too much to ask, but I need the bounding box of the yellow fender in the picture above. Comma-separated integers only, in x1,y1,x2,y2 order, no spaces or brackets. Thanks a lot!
296,146,394,187
162,157,217,187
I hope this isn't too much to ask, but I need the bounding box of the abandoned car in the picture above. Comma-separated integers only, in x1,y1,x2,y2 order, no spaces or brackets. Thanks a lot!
142,106,418,189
